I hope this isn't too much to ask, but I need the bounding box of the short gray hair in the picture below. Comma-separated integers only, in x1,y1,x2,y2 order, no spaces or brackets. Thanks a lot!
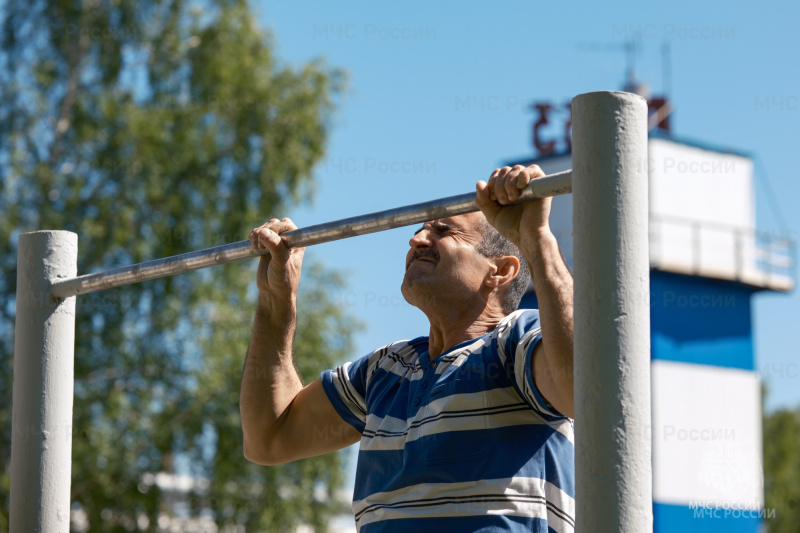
474,219,530,313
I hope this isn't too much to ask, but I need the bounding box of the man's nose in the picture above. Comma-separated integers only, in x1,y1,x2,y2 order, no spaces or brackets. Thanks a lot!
409,229,433,249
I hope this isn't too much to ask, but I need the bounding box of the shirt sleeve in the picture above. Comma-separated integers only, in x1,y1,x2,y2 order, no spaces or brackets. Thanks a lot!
320,353,371,434
496,309,569,421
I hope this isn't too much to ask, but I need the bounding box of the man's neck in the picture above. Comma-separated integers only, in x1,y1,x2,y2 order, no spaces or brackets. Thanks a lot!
425,307,507,358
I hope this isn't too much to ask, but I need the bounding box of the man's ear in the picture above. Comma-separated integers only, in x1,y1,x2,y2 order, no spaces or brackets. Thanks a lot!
485,256,520,289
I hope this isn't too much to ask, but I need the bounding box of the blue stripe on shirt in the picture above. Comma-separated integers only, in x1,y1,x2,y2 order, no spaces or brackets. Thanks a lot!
360,512,552,532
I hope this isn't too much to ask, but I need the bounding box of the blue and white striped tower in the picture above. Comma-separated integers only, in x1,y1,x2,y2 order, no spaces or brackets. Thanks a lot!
512,122,794,532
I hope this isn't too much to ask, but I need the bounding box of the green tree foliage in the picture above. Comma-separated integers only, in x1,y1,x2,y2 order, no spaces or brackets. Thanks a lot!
763,403,800,532
0,0,357,530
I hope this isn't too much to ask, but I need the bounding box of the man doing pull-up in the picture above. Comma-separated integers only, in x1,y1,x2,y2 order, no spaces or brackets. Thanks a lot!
240,164,575,532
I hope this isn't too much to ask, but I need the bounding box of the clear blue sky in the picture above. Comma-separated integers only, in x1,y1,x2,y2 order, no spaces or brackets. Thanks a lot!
252,0,800,413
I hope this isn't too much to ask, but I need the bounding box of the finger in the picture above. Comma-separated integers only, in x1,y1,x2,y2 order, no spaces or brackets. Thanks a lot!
476,180,500,222
493,166,514,204
503,165,527,202
263,218,280,232
251,219,278,248
510,165,545,203
476,180,491,205
496,165,522,204
266,217,299,237
256,226,283,252
527,164,545,178
514,170,532,190
509,168,533,202
487,168,502,202
251,226,273,250
515,175,531,190
252,218,296,250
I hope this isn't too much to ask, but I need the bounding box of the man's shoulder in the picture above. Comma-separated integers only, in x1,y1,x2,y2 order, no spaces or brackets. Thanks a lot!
495,308,541,334
490,308,542,358
371,336,428,356
361,336,428,366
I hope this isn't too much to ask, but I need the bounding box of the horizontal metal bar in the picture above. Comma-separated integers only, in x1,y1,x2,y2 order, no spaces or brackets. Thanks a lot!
50,170,572,298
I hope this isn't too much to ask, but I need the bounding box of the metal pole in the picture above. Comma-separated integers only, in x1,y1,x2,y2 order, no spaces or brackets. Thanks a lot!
51,170,572,298
572,91,652,531
11,231,78,532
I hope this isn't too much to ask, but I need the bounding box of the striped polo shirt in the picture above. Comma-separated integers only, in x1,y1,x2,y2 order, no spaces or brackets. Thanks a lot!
321,309,575,532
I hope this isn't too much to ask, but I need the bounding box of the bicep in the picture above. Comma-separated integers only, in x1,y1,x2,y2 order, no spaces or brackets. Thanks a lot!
532,342,575,419
274,379,361,463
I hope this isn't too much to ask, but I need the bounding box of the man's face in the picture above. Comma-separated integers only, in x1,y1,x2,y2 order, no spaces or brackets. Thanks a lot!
400,212,493,310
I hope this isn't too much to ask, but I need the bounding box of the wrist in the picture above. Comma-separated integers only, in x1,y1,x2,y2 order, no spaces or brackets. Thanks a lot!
519,226,556,252
257,293,297,322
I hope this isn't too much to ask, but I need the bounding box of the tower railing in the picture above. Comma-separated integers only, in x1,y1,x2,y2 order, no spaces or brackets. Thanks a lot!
649,213,795,291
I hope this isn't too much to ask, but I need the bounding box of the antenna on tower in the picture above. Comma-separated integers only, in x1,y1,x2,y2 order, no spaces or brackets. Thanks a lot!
577,39,649,98
661,40,672,100
576,38,673,133
625,40,637,86
620,39,649,98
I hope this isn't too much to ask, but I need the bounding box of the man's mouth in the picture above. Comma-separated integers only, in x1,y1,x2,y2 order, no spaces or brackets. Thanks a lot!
406,250,440,270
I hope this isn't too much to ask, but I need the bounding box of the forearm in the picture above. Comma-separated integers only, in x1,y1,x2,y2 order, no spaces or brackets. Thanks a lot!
240,295,303,461
521,230,574,402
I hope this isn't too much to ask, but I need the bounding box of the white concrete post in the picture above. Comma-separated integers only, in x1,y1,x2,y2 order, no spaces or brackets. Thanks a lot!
11,231,78,532
571,91,652,532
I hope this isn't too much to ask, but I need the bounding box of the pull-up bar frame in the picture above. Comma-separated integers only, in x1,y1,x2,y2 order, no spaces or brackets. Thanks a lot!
50,171,573,298
12,91,652,532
